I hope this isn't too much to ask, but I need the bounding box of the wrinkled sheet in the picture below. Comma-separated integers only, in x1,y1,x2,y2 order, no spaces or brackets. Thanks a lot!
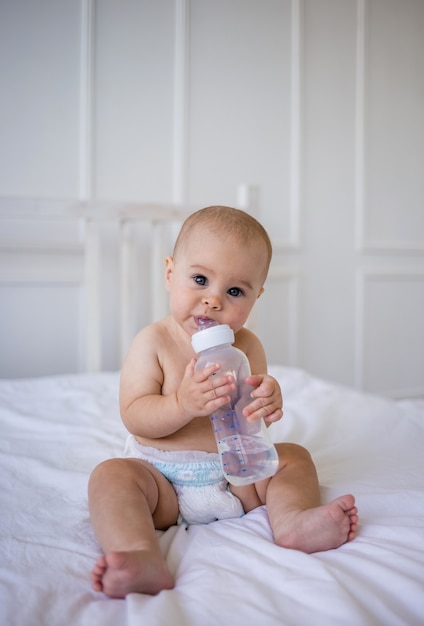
0,367,423,626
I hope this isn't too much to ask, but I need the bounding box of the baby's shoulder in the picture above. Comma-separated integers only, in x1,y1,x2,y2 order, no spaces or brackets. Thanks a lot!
129,317,173,353
137,316,170,336
234,326,262,351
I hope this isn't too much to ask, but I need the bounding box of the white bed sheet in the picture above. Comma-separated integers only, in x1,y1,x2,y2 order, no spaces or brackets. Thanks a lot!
0,366,423,626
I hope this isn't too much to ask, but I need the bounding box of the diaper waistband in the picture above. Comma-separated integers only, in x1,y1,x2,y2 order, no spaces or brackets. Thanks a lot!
124,436,224,487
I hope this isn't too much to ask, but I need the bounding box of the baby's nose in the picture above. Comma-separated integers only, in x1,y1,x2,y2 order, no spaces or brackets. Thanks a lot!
202,294,222,310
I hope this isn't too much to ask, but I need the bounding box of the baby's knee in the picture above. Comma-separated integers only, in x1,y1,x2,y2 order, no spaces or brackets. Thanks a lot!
274,442,315,468
88,458,134,492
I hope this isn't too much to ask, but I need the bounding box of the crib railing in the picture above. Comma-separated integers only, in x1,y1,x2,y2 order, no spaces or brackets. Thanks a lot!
0,198,191,374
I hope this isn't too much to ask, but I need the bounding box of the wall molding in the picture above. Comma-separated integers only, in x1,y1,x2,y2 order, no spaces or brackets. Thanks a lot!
79,0,95,201
354,0,366,253
358,241,424,255
0,239,83,253
0,269,83,284
79,0,100,371
172,0,190,204
288,0,302,250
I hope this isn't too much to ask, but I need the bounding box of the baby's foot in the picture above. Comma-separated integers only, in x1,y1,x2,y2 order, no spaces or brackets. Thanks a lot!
90,550,174,598
274,494,358,553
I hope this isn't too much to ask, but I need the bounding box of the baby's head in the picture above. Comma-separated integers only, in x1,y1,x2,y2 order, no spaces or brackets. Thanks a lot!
173,206,272,283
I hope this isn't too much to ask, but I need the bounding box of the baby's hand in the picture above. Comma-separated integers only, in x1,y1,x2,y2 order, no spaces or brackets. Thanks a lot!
242,374,283,424
176,358,236,419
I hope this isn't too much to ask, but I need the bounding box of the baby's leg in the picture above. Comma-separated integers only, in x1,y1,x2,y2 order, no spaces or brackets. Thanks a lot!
262,443,358,553
88,457,178,598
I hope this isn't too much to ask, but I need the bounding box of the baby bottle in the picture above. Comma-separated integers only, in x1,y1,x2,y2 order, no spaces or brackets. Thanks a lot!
191,320,279,486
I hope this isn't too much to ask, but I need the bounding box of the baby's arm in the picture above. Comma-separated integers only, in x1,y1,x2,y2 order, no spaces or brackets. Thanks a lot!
119,324,236,439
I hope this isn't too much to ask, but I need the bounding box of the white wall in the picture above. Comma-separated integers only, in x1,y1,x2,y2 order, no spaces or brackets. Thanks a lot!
0,0,423,397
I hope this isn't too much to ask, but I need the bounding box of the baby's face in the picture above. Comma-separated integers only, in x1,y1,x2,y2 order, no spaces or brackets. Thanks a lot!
166,227,267,337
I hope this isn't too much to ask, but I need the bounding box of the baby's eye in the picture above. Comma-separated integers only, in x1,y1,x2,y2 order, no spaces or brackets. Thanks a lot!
228,287,244,297
193,275,207,286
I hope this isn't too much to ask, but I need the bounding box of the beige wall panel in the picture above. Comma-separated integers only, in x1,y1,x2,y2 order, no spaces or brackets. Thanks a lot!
360,272,424,396
256,272,299,367
364,0,424,249
94,0,175,201
0,282,83,378
187,0,293,239
0,1,81,196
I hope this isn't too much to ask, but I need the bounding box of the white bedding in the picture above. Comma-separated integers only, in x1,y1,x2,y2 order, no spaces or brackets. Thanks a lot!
0,366,423,626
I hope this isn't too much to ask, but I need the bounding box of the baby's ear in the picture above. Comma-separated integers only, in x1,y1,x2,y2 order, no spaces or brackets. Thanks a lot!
256,286,265,299
165,256,174,290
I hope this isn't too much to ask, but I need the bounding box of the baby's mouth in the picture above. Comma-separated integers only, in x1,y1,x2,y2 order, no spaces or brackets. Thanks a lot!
194,316,216,330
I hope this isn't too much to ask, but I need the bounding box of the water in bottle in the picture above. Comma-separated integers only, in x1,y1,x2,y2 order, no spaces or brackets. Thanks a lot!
192,320,279,486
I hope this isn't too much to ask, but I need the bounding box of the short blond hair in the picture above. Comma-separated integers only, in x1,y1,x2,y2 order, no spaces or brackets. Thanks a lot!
173,206,272,279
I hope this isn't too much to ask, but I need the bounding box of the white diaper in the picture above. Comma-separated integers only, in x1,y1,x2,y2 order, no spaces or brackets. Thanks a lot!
124,435,245,525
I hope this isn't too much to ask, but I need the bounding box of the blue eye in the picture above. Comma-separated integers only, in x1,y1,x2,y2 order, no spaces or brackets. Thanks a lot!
193,275,207,286
228,287,243,297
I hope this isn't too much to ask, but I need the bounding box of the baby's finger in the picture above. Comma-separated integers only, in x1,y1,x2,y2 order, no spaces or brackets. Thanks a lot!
243,397,282,422
244,395,269,414
249,380,274,400
194,362,221,382
208,374,235,401
264,407,284,424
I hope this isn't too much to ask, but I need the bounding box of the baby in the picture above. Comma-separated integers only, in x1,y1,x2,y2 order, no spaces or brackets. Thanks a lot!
88,206,358,598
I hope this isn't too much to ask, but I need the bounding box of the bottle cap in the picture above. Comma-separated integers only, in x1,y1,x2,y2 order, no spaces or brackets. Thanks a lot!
191,323,234,353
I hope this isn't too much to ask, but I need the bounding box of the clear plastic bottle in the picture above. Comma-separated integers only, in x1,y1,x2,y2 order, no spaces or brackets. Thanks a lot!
192,321,279,486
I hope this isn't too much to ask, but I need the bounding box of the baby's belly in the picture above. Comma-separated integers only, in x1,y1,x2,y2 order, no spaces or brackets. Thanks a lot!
135,417,217,453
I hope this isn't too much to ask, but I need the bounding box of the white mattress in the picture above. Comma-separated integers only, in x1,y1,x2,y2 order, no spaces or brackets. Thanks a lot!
0,366,423,626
